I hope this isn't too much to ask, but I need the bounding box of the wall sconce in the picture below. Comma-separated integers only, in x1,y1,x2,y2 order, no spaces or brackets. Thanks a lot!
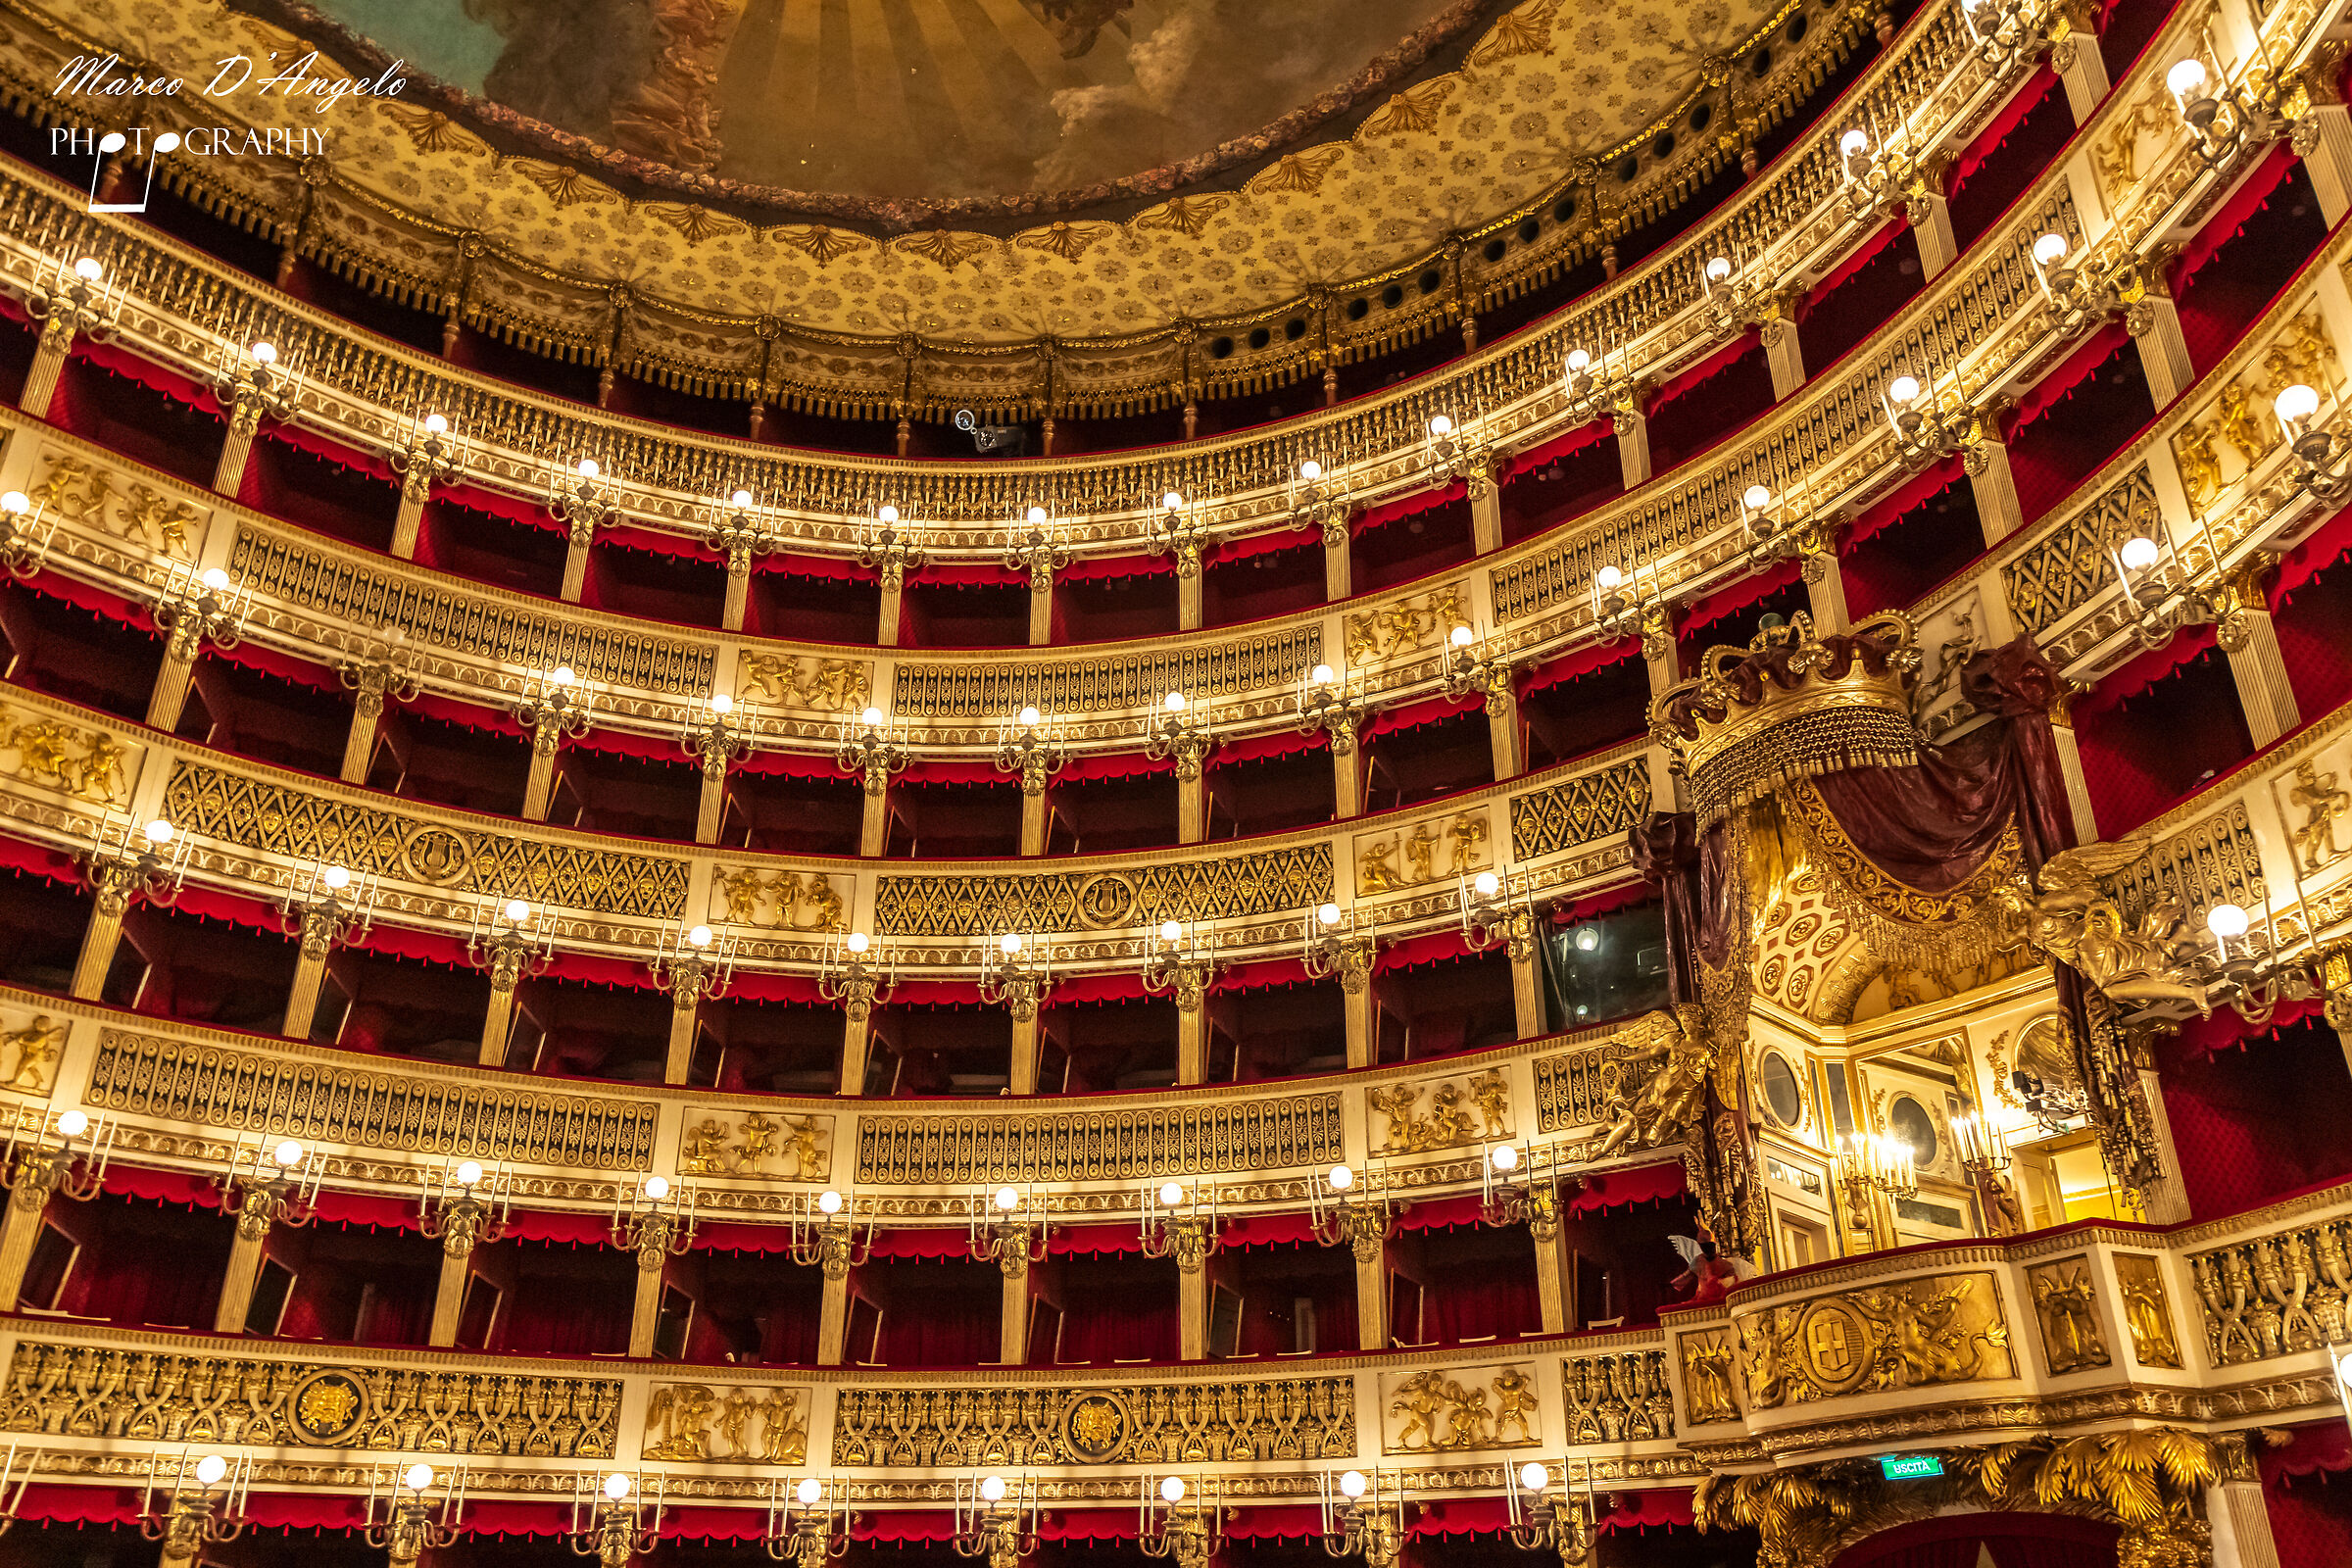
152,561,255,659
1148,489,1215,576
209,333,303,426
968,1183,1051,1267
858,503,927,589
1142,917,1222,1010
819,931,898,1020
1560,330,1636,427
1308,1160,1396,1250
2027,230,2138,339
835,704,912,797
1004,506,1070,592
514,662,596,746
220,1135,324,1231
390,408,465,499
139,1451,253,1563
1460,864,1537,960
1140,1178,1222,1265
1144,689,1215,778
765,1474,852,1567
682,688,760,782
1591,562,1671,661
994,705,1068,795
706,485,780,574
2162,50,2304,174
548,456,620,553
2276,382,2352,502
2107,519,2246,651
980,930,1054,1020
1295,663,1365,754
1424,412,1491,492
1441,621,1514,713
78,811,192,911
466,894,557,982
1140,1473,1227,1568
789,1188,876,1272
1479,1139,1565,1230
1506,1458,1598,1568
652,919,738,1008
612,1174,699,1264
420,1157,514,1252
2195,901,2323,1030
1738,468,1838,583
27,250,125,344
1318,1467,1403,1568
1958,0,2043,73
0,1105,115,1209
364,1461,468,1563
275,859,378,956
1837,122,1931,224
1882,368,1980,469
1290,458,1352,544
0,491,57,578
1698,249,1766,340
1301,902,1377,985
954,1474,1040,1566
569,1471,663,1566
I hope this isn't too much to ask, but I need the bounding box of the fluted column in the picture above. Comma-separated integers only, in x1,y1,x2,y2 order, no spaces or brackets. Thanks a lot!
0,1150,77,1310
997,1238,1033,1365
694,751,728,846
624,1215,681,1358
2051,21,2111,124
1802,555,1850,633
1170,1221,1212,1360
425,1200,500,1348
521,717,564,821
213,1192,284,1334
212,396,263,498
1340,941,1376,1069
281,921,334,1041
146,616,204,732
2222,602,2302,748
1027,578,1053,646
837,976,878,1096
1009,1006,1043,1096
560,526,593,604
1507,923,1544,1041
1761,313,1807,399
1342,1210,1388,1351
1910,190,1959,279
1469,483,1503,554
815,1227,858,1365
1528,1185,1570,1334
2301,104,2352,225
391,468,429,559
1331,720,1363,820
477,944,525,1067
663,987,702,1086
1322,527,1351,602
20,316,72,421
2043,686,2102,847
1177,569,1203,632
1484,686,1522,780
71,861,140,1001
2129,268,2195,411
1614,404,1651,488
1967,431,2026,546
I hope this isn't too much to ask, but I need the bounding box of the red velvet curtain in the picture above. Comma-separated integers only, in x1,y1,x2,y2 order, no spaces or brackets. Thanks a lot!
1057,1290,1179,1364
2264,1422,2352,1568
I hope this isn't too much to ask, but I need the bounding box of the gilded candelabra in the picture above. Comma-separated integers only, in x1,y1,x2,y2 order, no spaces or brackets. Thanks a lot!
151,562,254,662
1319,1468,1404,1568
0,1106,113,1217
858,504,928,589
1148,489,1214,575
77,812,191,916
419,1158,514,1255
1141,1475,1227,1568
1697,251,1771,341
765,1475,852,1568
1144,689,1214,779
612,1176,699,1269
2165,43,2308,176
0,490,57,578
1290,459,1352,545
1461,866,1538,960
1738,478,1838,582
1140,1179,1223,1269
1441,621,1515,714
2276,382,2352,503
1296,663,1366,755
549,457,619,551
24,252,124,357
140,1453,252,1568
1952,1113,2024,1237
1143,918,1222,1013
1838,1131,1918,1250
1302,902,1377,993
1308,1162,1396,1264
467,895,557,988
1506,1460,1599,1568
219,1136,322,1239
994,706,1067,797
837,705,913,796
275,859,378,959
514,662,595,746
981,931,1054,1021
0,1445,35,1536
209,334,303,431
652,920,738,1008
2027,230,2141,339
1004,506,1070,592
1424,413,1493,495
1560,322,1638,426
568,1472,662,1568
954,1475,1039,1568
1480,1141,1566,1232
1882,368,1983,469
2106,519,2254,652
1959,0,2058,74
819,931,897,1022
1836,123,1935,224
364,1462,467,1568
682,690,759,782
2193,902,2323,1030
968,1184,1051,1269
706,486,779,576
388,409,465,502
1591,563,1671,660
789,1189,876,1275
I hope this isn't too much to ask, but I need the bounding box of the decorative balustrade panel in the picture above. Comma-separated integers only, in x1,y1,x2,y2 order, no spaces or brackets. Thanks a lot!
1509,759,1651,861
886,629,1323,718
872,847,1333,939
2110,800,2269,930
855,1096,1343,1184
0,1341,623,1457
84,1031,660,1170
2002,466,2156,635
829,1378,1355,1467
2188,1218,2352,1367
1561,1347,1677,1443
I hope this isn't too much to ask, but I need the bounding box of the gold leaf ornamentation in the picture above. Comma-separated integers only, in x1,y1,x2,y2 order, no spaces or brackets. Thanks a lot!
1471,0,1559,65
1250,147,1347,195
1014,222,1113,263
893,230,998,270
643,203,749,246
1362,80,1456,138
382,104,489,157
1132,196,1232,241
511,159,619,209
771,224,868,266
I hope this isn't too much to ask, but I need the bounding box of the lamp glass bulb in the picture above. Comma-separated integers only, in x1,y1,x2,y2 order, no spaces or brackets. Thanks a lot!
879,504,900,525
731,489,755,509
1839,128,1869,157
455,1159,483,1187
2167,58,2209,97
195,1455,228,1487
1163,491,1185,512
994,1185,1020,1211
604,1473,632,1501
1026,507,1048,525
201,566,230,591
1317,903,1343,926
0,492,24,514
1491,1144,1519,1172
1742,484,1772,512
1158,1181,1184,1205
249,341,276,365
848,932,870,954
2033,232,2068,267
1161,1476,1187,1503
981,1476,1007,1503
1474,870,1500,897
272,1139,304,1168
1705,257,1732,282
2120,536,2161,572
1309,663,1334,686
143,818,173,845
1164,690,1187,711
56,1109,87,1137
577,458,600,479
1575,927,1600,953
552,665,577,685
2278,383,2322,425
423,413,448,434
687,923,713,949
1520,1462,1548,1492
1428,415,1453,437
1888,375,1921,405
323,864,351,889
1565,349,1591,373
2206,903,2249,939
799,1478,824,1506
710,692,734,714
1000,933,1023,956
1594,564,1624,591
405,1463,434,1493
1299,460,1323,481
861,705,885,727
73,257,103,281
1017,705,1042,728
819,1189,844,1214
1327,1163,1353,1191
1449,623,1475,647
1340,1470,1367,1499
645,1175,671,1200
504,898,530,923
1159,919,1183,944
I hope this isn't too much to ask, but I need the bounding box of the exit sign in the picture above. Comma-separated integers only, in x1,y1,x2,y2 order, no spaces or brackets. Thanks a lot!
1878,1454,1944,1480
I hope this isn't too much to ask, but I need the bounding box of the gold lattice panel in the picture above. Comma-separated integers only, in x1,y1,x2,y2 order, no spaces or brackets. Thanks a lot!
856,1094,1341,1184
886,628,1322,718
0,1340,620,1456
830,1377,1354,1467
86,1031,660,1170
2112,799,2268,928
2002,466,2155,634
872,845,1331,938
1509,760,1651,861
1533,1045,1621,1133
163,761,690,920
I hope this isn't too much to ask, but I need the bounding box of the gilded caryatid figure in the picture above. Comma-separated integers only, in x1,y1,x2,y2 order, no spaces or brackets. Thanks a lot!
1590,1013,1713,1158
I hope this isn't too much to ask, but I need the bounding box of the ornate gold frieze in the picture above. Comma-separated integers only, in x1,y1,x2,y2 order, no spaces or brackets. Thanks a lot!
83,1030,659,1170
2171,307,2339,510
1346,583,1467,665
883,629,1323,719
679,1109,831,1182
737,655,871,712
855,1096,1341,1184
0,1008,64,1097
0,697,135,807
642,1383,809,1464
830,1378,1353,1467
1533,1017,1684,1134
2027,1257,2111,1375
1355,810,1491,896
873,846,1331,939
1368,1068,1509,1155
27,447,201,559
2188,1215,2352,1366
161,760,691,921
2109,799,2267,931
2113,1253,2184,1370
1562,1347,1676,1443
2001,465,2157,635
0,1341,621,1457
2276,756,2351,875
1733,1270,2014,1409
1382,1364,1540,1453
227,526,716,696
1509,760,1651,862
710,866,850,932
1675,1330,1740,1427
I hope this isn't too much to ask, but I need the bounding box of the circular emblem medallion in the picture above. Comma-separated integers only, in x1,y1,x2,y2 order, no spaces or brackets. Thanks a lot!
285,1369,368,1446
1074,874,1137,929
1060,1391,1131,1462
399,825,472,887
1793,1299,1878,1397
